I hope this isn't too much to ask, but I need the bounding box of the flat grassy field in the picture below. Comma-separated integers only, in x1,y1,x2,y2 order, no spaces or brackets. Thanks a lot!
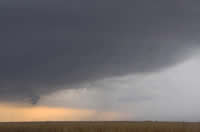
0,121,200,132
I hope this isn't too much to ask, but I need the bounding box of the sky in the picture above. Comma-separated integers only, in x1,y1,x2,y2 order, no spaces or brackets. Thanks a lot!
0,0,200,121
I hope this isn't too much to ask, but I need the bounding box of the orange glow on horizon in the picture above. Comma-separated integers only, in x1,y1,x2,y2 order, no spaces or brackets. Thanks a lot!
0,103,120,122
0,103,95,121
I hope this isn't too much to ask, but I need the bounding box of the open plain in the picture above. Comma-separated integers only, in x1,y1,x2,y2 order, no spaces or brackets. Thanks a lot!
0,121,200,132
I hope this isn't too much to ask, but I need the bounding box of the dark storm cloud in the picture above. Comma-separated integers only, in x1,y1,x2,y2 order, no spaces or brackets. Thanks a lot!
0,0,200,103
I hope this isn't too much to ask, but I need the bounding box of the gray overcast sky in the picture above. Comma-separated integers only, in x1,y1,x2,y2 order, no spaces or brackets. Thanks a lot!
0,0,200,121
40,56,200,121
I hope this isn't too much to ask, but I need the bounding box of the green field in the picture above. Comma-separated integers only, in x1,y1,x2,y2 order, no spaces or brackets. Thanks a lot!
0,121,200,132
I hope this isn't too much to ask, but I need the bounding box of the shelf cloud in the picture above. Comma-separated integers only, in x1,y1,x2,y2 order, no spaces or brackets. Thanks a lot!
0,0,200,104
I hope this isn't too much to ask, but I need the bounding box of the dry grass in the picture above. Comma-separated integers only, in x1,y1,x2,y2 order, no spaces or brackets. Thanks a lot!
0,121,200,132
